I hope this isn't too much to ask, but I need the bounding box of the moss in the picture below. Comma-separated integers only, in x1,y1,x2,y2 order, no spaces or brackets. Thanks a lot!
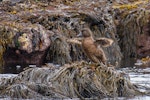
113,0,149,10
0,26,14,71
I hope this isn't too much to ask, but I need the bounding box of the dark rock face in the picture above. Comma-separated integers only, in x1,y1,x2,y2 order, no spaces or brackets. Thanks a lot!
3,47,49,73
137,20,150,58
0,23,52,73
137,34,150,58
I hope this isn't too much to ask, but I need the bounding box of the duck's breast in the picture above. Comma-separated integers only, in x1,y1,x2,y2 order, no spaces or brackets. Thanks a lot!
82,38,97,54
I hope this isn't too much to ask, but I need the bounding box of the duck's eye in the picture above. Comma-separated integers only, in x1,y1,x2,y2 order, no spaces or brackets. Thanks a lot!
82,31,86,34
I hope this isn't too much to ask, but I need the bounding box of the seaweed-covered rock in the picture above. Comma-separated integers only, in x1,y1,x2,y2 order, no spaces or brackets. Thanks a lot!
0,22,52,72
0,0,122,71
113,0,150,67
137,18,150,58
0,0,150,73
0,61,145,99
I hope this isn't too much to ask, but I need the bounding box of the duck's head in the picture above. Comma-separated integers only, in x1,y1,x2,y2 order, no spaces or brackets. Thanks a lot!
77,28,92,38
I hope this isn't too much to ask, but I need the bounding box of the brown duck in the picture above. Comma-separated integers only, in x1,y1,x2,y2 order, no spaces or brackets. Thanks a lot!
78,28,113,64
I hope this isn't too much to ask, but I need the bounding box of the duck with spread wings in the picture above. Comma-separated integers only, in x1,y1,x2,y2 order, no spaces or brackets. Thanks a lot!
78,28,113,65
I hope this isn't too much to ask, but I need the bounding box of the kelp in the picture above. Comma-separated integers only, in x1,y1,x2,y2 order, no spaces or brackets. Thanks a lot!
1,0,150,69
0,21,52,71
0,26,14,71
113,0,149,10
0,0,150,99
113,0,150,66
48,30,72,65
0,0,149,71
0,0,123,68
0,61,146,99
0,22,52,52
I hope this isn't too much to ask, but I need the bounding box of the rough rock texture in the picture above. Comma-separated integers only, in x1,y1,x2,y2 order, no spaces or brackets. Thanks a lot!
0,0,150,72
0,62,145,99
137,34,150,57
0,22,52,73
3,47,49,73
137,19,150,58
113,0,150,67
0,0,122,71
0,0,150,99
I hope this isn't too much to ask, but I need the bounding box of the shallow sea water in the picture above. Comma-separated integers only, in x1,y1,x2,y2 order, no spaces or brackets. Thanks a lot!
105,67,150,100
0,67,150,100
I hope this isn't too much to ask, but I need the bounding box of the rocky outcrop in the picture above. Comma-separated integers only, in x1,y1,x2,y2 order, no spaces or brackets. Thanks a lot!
0,62,145,99
0,0,150,72
0,0,122,71
0,22,52,72
137,19,150,58
113,1,150,67
0,0,150,99
137,34,150,58
3,47,49,73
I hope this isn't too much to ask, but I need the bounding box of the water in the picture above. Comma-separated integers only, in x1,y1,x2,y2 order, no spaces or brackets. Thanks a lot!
118,67,150,100
0,67,150,100
122,68,150,88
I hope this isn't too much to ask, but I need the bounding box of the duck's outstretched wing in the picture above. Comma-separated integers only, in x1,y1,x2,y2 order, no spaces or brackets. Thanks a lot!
67,38,82,45
94,37,113,47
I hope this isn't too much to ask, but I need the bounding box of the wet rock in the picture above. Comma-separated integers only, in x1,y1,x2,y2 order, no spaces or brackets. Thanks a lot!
0,61,144,99
3,47,49,73
134,57,150,68
137,19,150,58
0,23,52,72
114,2,150,67
137,34,150,58
0,0,150,71
2,0,24,4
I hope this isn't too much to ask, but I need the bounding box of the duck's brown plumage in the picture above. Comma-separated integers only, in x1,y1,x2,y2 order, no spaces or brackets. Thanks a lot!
80,28,113,64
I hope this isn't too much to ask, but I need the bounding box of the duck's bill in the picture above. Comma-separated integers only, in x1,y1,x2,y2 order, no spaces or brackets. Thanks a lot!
77,32,82,37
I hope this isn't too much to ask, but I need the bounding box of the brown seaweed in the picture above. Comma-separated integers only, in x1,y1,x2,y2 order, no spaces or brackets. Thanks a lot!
0,61,145,99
